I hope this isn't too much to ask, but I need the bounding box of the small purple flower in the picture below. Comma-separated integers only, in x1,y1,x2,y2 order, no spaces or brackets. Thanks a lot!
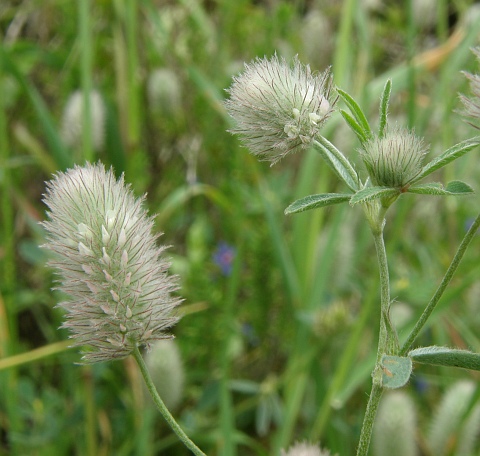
212,242,236,276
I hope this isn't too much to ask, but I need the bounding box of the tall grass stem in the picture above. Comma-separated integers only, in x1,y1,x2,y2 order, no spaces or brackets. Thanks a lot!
79,0,94,162
400,212,480,355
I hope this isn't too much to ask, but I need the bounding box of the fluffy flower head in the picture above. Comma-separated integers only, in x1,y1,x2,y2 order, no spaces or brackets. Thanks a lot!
360,128,428,188
281,441,335,456
225,55,335,164
41,163,180,363
459,47,480,125
61,90,106,151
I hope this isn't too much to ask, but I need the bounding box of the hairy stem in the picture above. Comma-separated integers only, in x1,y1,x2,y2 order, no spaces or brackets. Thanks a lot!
132,346,206,456
356,222,390,456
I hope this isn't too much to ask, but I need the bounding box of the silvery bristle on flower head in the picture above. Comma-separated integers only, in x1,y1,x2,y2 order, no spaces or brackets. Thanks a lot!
225,54,335,165
281,441,335,456
360,127,428,188
41,162,181,363
61,90,106,151
459,47,480,124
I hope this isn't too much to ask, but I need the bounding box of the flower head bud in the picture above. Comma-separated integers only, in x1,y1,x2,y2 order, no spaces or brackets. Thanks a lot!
147,68,182,117
225,55,335,164
143,339,185,411
281,441,335,456
41,163,181,363
373,391,417,456
61,90,106,151
360,128,428,188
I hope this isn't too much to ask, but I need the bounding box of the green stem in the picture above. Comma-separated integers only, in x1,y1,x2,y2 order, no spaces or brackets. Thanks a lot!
356,383,384,456
400,212,480,356
132,346,206,456
79,0,93,162
356,222,390,456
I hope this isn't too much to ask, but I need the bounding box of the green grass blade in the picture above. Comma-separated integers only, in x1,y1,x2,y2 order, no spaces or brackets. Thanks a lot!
1,48,71,170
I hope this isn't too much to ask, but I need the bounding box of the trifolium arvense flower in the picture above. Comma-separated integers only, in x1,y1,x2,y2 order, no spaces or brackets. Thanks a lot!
41,162,181,363
61,90,106,151
225,54,335,164
360,128,428,189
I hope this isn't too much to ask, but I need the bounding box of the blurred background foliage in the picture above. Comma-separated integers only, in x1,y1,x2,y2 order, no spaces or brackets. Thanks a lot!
1,0,480,455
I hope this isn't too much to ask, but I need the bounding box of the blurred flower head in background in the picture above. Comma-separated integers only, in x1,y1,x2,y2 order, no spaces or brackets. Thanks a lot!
212,241,236,276
61,89,106,151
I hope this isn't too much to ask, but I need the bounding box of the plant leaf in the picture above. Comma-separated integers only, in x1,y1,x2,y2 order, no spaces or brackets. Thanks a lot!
313,137,360,192
378,79,392,139
381,355,412,389
409,346,480,371
340,110,368,144
408,181,474,196
349,186,399,206
285,193,352,214
337,88,372,138
411,137,480,184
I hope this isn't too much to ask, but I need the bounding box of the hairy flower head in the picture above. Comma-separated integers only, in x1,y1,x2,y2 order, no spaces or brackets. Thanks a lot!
281,441,335,456
459,47,480,125
144,339,184,411
61,90,106,151
41,163,181,363
360,128,428,188
225,55,335,164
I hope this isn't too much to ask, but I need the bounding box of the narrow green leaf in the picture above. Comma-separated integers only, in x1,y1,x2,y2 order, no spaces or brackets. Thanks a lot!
378,79,392,139
381,355,412,389
411,137,480,184
408,181,474,196
349,186,399,206
285,193,351,215
1,48,72,170
313,137,360,192
409,346,480,371
337,88,372,138
340,110,368,144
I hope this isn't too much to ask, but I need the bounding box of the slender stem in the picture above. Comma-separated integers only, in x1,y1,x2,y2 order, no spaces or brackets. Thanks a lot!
400,212,480,356
356,222,390,456
356,383,383,456
132,346,206,456
79,0,93,162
